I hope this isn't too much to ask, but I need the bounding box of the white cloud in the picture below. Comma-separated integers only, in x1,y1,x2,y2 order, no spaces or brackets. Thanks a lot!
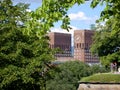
26,9,31,12
68,11,91,21
68,11,99,23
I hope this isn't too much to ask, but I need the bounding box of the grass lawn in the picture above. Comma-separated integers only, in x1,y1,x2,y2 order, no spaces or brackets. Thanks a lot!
80,73,120,83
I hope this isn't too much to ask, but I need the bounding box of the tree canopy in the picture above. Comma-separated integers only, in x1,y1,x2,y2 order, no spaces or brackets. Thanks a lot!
46,61,92,90
46,61,108,90
90,0,120,65
0,0,54,89
90,23,120,66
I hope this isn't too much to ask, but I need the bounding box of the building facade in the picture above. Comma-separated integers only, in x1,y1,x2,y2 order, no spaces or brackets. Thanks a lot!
74,30,99,64
48,32,72,59
48,30,99,64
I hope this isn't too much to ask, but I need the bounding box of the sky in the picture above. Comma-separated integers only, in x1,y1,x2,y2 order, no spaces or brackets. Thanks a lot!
13,0,105,34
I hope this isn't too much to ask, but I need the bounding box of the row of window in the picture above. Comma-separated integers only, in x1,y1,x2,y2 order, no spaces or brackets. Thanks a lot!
74,43,90,49
55,54,72,57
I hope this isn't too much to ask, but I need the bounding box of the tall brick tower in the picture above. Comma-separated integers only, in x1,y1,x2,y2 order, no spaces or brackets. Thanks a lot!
74,30,99,63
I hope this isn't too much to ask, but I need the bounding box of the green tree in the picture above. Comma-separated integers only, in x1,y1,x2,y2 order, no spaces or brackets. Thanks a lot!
90,0,120,65
0,0,54,89
46,61,109,90
46,61,92,90
90,23,120,66
24,0,87,35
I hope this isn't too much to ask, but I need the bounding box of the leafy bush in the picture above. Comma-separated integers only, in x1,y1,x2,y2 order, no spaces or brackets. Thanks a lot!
46,61,92,90
46,61,110,90
90,64,110,74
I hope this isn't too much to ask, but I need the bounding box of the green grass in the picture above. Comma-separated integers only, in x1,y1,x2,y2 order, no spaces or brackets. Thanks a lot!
80,73,120,83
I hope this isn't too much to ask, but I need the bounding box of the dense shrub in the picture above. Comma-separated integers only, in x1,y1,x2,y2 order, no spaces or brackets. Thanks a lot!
46,61,109,90
90,64,110,74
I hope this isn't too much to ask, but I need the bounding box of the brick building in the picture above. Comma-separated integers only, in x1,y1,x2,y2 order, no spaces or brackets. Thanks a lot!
48,32,72,60
74,30,99,63
48,30,99,64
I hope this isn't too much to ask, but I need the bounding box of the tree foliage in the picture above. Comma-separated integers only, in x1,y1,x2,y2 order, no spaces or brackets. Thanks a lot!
91,0,120,41
90,23,120,66
46,61,92,90
28,0,120,35
0,0,54,89
46,61,108,90
90,0,120,65
23,0,86,35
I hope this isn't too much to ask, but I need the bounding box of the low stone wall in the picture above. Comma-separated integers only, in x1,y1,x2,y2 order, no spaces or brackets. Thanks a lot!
78,83,120,90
